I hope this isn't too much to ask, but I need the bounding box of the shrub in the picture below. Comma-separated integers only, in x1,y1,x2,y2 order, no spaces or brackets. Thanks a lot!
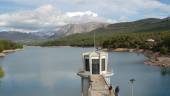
0,67,4,78
160,46,168,54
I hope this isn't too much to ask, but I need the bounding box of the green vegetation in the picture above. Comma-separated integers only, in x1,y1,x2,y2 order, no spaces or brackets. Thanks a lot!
40,31,170,53
0,40,22,78
0,67,4,78
0,40,23,53
40,17,170,54
160,46,169,54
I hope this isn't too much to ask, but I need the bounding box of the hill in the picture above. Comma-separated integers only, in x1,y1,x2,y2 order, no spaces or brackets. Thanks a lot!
41,17,170,45
40,17,170,53
0,31,44,43
0,22,107,42
91,17,170,33
0,40,23,53
47,22,108,39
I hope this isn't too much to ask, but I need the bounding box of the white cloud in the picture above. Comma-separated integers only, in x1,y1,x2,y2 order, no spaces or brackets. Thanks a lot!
64,0,170,15
66,11,98,17
118,16,129,22
2,0,169,17
126,0,170,13
0,0,170,32
0,4,112,32
143,14,167,19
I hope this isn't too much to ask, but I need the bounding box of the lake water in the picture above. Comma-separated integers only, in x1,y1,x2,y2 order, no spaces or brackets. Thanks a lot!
0,46,170,96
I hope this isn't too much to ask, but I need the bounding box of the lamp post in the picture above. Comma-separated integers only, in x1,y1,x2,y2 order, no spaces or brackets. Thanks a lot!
130,78,135,96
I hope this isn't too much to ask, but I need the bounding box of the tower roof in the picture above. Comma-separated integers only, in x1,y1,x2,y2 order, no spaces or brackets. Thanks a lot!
83,51,108,57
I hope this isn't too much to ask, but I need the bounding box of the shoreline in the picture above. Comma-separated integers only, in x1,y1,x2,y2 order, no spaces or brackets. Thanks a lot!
0,48,24,57
2,48,24,53
143,50,170,67
103,48,144,52
0,53,5,57
144,56,170,67
1,46,169,67
106,48,170,67
37,46,170,68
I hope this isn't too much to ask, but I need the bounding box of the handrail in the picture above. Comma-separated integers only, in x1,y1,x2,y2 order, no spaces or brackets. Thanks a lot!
101,75,115,96
88,80,92,96
107,66,113,74
78,68,84,73
101,75,110,88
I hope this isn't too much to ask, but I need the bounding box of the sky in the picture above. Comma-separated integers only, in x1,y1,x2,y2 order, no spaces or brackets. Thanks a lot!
0,0,170,32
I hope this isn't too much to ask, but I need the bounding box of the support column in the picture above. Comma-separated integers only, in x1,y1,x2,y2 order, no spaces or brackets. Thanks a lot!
81,78,83,96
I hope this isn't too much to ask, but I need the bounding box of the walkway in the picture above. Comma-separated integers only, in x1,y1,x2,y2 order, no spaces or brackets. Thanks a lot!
89,75,115,96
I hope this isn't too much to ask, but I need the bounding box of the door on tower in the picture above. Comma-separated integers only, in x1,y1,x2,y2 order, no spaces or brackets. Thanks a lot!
92,59,100,74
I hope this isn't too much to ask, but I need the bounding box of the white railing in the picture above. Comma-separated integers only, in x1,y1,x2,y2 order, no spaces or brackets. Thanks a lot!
78,68,85,73
88,84,92,96
107,66,113,74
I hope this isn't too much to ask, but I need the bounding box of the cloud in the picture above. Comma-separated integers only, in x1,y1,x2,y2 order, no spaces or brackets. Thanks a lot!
0,4,112,32
1,0,170,17
0,0,170,32
66,11,98,17
118,16,129,22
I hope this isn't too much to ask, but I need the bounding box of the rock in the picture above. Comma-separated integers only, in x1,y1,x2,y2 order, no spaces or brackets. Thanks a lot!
0,53,5,57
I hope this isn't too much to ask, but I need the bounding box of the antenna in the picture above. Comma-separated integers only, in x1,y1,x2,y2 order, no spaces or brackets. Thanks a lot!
93,30,96,51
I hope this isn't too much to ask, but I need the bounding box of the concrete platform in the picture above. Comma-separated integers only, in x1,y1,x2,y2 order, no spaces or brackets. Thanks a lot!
88,75,115,96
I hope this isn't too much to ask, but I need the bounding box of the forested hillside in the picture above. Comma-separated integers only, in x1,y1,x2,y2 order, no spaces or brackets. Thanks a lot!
0,40,23,53
40,17,170,53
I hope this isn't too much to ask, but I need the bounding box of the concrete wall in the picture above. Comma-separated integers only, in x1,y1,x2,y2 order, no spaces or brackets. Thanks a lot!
82,78,89,96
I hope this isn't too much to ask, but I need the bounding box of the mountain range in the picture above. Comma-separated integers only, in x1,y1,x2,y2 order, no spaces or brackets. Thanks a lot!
0,17,170,43
0,32,44,43
0,22,107,42
90,17,170,34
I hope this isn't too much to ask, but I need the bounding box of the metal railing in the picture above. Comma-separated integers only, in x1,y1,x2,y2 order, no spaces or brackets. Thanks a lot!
78,68,85,73
107,66,113,74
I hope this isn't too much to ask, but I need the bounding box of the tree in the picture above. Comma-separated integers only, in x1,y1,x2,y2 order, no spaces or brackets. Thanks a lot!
0,67,4,78
0,40,23,52
0,45,3,53
160,46,168,54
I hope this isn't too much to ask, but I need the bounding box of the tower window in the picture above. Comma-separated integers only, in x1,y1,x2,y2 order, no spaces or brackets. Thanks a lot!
102,59,105,71
92,59,100,74
85,59,90,71
92,59,99,65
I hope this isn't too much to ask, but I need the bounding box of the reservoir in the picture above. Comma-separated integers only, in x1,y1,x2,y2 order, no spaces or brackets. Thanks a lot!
0,46,170,96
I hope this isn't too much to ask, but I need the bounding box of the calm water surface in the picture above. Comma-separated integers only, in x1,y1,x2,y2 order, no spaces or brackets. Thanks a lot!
0,46,170,96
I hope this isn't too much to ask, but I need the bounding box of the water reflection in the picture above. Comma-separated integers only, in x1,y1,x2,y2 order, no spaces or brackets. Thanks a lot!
0,46,92,96
0,47,170,96
160,67,170,76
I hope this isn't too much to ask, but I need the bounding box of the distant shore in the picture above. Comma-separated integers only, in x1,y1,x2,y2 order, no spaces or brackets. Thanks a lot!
0,53,5,57
144,56,170,67
1,46,169,67
142,49,170,67
105,48,170,67
103,48,144,52
0,48,24,57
